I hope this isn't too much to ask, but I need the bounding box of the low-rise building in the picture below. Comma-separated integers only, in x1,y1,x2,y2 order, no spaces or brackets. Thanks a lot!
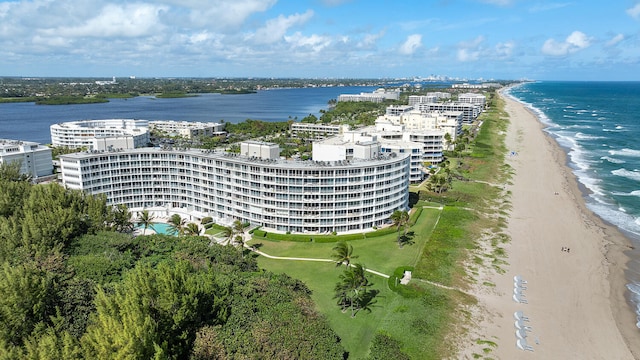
337,88,400,103
50,119,150,149
290,123,345,140
149,121,225,139
0,139,53,179
415,102,481,123
458,93,487,108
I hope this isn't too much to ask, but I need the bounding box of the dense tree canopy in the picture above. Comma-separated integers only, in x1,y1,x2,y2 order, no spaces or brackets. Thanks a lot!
0,176,345,359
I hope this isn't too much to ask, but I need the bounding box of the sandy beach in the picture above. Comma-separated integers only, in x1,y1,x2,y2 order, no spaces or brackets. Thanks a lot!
461,91,640,359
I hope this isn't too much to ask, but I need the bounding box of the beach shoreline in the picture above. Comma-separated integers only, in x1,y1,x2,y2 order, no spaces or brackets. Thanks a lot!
460,89,639,359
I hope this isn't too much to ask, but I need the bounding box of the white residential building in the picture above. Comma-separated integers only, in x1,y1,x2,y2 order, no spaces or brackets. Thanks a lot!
337,88,400,103
59,142,410,234
408,95,437,106
458,93,487,108
415,102,481,123
290,123,345,140
408,92,452,106
149,121,225,139
50,119,150,149
426,91,451,100
376,107,463,149
314,130,426,184
0,139,53,179
452,83,488,89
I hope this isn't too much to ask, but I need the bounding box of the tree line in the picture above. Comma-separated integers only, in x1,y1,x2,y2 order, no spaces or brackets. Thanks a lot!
0,162,346,359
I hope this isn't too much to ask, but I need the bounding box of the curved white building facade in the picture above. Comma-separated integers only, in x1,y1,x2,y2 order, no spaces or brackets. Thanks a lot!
60,147,410,234
50,119,150,149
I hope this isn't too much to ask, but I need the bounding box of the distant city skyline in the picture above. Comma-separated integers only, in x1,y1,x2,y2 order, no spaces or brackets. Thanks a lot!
1,0,639,81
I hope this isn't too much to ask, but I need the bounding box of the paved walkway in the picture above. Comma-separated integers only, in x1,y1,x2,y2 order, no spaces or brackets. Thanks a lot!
248,246,390,278
244,242,473,296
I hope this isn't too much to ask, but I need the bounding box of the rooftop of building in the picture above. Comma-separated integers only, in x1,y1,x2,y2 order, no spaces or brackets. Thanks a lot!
60,145,408,169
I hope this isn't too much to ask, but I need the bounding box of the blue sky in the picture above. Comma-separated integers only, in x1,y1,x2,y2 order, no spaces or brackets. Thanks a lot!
0,0,639,80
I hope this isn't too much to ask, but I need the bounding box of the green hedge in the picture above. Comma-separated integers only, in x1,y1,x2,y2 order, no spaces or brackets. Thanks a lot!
409,207,423,225
364,226,397,238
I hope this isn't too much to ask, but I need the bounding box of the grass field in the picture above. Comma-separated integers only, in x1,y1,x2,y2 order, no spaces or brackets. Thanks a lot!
249,207,460,359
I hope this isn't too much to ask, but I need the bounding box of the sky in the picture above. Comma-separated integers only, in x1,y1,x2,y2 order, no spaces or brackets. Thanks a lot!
0,0,639,81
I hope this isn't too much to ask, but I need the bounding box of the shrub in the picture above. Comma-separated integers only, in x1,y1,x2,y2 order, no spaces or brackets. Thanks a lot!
201,217,213,225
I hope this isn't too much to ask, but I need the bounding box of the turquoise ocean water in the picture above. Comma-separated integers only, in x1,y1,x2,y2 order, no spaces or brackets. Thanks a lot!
506,81,640,327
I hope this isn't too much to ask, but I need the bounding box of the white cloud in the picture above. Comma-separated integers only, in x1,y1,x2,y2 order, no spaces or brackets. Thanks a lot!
284,32,331,53
457,36,485,62
357,31,384,49
495,41,515,58
457,48,479,62
627,3,640,19
251,10,314,44
606,34,624,47
159,0,276,29
541,31,591,56
44,4,167,38
399,34,422,55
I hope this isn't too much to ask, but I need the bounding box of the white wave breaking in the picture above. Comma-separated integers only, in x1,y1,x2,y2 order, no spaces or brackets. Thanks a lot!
611,168,640,182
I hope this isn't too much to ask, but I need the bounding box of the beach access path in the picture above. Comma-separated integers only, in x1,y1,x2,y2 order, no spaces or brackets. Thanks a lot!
460,91,638,359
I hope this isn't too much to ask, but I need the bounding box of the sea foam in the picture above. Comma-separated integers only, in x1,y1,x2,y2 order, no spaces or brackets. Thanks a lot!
601,156,626,164
611,169,640,182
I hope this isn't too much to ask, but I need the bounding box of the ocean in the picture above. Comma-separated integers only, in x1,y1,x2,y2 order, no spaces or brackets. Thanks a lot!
0,86,377,144
506,81,640,328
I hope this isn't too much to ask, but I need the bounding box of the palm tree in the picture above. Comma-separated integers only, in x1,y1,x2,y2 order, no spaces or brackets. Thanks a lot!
220,226,233,245
335,263,372,317
232,220,246,236
234,234,246,257
332,241,358,268
183,222,200,236
137,210,155,235
168,214,187,236
389,210,410,247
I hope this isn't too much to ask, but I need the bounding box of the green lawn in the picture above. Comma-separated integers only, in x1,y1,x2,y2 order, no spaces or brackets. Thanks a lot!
250,207,444,359
248,207,441,276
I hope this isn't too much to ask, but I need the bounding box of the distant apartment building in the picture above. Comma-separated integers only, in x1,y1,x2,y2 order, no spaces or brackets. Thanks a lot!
289,123,345,140
408,95,437,106
60,141,410,234
407,92,451,106
426,91,451,100
50,119,150,150
452,83,488,89
0,139,53,179
149,121,225,139
457,93,487,108
377,105,463,148
415,102,481,123
337,88,400,103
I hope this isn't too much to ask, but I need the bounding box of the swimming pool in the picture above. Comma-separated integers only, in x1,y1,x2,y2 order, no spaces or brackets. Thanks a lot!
136,222,175,235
